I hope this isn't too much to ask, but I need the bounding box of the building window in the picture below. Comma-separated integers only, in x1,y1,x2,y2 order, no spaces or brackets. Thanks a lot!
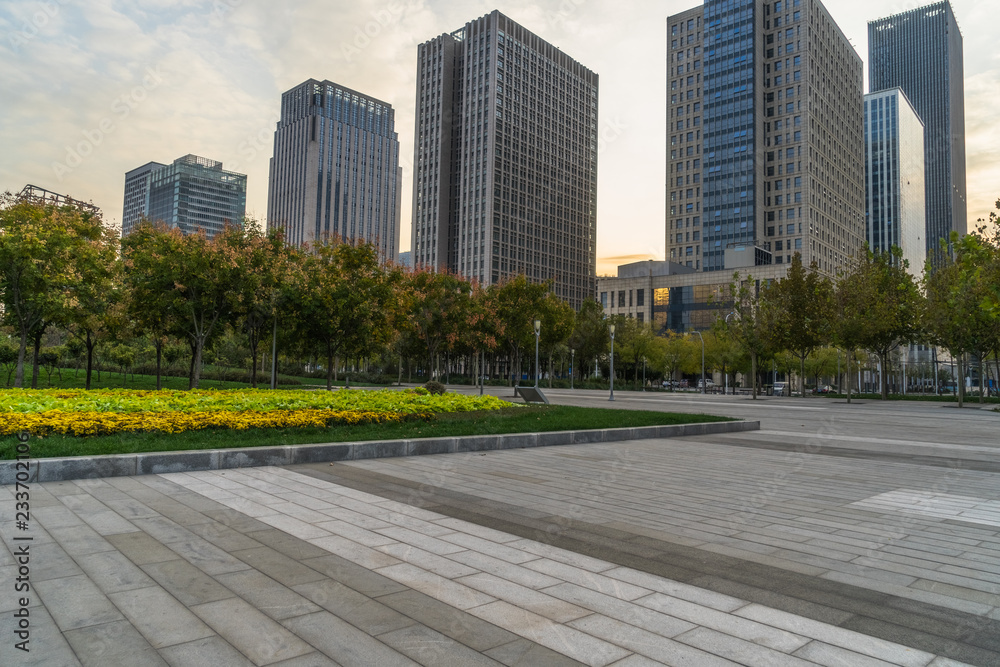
636,289,644,307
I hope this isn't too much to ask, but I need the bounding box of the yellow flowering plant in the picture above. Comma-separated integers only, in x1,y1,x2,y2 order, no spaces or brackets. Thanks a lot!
0,389,513,437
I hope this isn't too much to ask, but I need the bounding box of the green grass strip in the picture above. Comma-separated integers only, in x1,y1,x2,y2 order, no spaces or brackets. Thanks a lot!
0,406,732,460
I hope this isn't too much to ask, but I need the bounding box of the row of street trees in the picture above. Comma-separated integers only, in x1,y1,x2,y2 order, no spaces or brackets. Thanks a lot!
2,193,998,401
723,212,1000,405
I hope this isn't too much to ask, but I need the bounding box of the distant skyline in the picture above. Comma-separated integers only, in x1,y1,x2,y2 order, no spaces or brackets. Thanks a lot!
1,0,996,276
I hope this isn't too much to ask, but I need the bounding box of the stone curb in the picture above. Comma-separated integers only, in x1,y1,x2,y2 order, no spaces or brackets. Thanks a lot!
1,420,760,485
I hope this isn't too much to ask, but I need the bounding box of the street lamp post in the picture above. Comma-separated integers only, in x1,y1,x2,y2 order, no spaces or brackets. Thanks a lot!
691,330,705,395
570,348,575,390
533,319,541,389
642,356,646,392
609,323,616,402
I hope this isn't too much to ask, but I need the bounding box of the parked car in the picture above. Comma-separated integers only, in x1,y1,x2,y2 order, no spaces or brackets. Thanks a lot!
813,385,834,394
697,379,715,388
772,382,787,396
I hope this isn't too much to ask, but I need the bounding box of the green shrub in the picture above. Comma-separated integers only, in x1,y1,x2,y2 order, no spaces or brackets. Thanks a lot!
423,381,446,395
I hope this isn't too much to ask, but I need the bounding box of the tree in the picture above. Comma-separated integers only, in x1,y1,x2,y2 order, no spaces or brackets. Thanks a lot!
923,232,996,407
769,254,833,398
706,323,743,392
538,293,575,387
726,273,781,399
61,214,123,390
653,331,696,390
293,238,399,390
845,247,921,400
224,224,293,388
491,275,551,385
569,299,608,381
122,222,179,390
0,195,101,387
611,316,656,389
402,269,471,383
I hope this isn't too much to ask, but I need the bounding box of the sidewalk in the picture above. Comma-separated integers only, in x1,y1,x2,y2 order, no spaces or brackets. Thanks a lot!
3,424,997,664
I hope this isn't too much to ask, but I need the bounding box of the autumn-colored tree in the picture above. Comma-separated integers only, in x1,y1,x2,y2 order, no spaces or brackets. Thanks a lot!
122,222,181,390
60,214,122,390
222,224,294,388
401,269,471,382
290,239,399,389
609,315,657,389
0,194,107,387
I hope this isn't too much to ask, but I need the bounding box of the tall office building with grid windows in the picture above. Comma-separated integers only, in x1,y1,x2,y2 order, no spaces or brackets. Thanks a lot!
412,11,598,309
869,2,966,260
268,80,402,260
122,155,246,240
666,0,865,278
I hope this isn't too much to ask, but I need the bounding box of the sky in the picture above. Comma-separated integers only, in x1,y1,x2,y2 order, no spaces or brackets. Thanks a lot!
1,0,997,276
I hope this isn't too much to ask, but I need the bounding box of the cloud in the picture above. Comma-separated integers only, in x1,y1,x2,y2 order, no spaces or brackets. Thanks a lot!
0,0,996,269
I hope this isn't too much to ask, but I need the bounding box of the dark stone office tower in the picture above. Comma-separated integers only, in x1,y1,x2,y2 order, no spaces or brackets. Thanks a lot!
411,11,599,309
869,2,966,258
268,80,402,260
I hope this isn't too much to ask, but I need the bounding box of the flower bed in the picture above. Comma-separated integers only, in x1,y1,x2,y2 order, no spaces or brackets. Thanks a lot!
0,389,513,437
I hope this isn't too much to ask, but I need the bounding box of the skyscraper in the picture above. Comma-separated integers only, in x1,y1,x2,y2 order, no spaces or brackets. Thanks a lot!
122,155,246,239
864,88,926,276
412,10,599,308
869,1,966,257
268,80,402,260
667,0,865,278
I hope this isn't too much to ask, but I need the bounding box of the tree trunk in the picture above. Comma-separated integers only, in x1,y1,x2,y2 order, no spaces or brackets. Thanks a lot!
191,337,205,389
548,352,553,388
880,351,890,401
187,339,197,390
14,323,28,389
85,333,96,391
31,329,42,389
800,354,806,398
846,352,852,404
751,353,758,399
326,344,335,391
155,339,163,391
957,354,965,408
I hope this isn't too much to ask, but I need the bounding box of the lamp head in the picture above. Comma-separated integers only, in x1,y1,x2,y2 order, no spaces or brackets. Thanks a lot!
534,319,541,333
609,323,616,335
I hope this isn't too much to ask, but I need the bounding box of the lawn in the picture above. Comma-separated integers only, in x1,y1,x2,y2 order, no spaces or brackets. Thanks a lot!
0,403,732,460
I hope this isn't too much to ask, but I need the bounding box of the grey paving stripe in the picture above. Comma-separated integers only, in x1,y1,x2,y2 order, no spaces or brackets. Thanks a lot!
292,461,1000,666
705,434,1000,474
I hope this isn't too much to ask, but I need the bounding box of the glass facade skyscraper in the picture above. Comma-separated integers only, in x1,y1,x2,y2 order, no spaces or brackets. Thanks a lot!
667,0,865,278
701,0,759,272
864,89,926,276
412,11,599,308
268,80,401,260
121,155,246,239
869,1,966,258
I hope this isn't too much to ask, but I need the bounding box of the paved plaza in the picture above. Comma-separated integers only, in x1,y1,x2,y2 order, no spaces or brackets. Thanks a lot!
2,390,998,666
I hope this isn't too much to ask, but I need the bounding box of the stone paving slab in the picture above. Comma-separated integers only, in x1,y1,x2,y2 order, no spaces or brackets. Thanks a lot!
1,462,981,666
